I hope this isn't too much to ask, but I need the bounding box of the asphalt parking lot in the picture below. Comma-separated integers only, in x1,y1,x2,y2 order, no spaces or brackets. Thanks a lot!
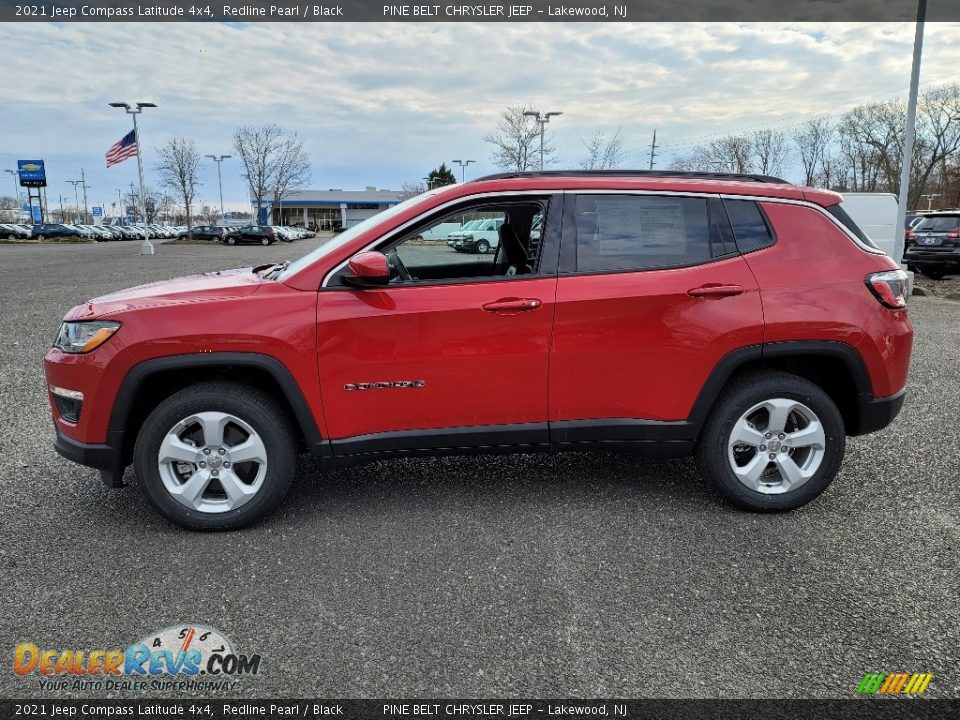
0,238,957,699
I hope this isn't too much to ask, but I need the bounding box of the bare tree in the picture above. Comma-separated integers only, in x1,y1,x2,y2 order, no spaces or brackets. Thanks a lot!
671,135,751,173
580,129,626,170
792,117,833,186
234,124,285,222
155,137,202,234
484,105,555,171
398,181,427,201
749,129,789,176
271,132,312,221
0,196,18,222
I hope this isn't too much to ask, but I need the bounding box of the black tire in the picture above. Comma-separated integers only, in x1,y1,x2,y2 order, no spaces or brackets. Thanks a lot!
695,371,845,512
475,240,490,254
133,381,298,531
226,236,236,246
36,234,45,242
261,237,270,246
921,266,946,280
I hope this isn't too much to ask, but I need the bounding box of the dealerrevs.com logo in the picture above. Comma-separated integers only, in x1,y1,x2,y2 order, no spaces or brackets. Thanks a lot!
14,625,261,692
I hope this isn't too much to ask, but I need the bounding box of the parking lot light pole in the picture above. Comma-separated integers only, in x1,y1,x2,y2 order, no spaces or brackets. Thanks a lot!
67,180,83,222
523,110,563,171
451,159,476,182
205,154,231,224
5,169,18,205
110,101,157,255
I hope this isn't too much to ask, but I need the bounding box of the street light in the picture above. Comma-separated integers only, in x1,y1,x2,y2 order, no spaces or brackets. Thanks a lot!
523,110,563,171
205,154,231,224
109,101,157,255
67,180,83,222
451,159,476,182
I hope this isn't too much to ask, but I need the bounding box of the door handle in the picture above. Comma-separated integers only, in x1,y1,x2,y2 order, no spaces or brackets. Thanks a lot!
482,298,542,314
688,284,744,297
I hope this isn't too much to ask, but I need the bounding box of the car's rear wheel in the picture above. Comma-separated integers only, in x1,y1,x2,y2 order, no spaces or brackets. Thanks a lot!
921,266,946,280
226,236,236,245
134,382,297,531
7,234,14,241
696,371,845,512
476,240,490,254
261,237,270,246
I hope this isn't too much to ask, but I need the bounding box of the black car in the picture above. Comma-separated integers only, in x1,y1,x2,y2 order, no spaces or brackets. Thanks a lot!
904,212,960,280
178,225,229,241
31,224,82,240
227,225,277,245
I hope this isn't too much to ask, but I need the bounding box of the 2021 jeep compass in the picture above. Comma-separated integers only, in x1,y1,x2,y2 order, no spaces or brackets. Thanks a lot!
44,171,913,530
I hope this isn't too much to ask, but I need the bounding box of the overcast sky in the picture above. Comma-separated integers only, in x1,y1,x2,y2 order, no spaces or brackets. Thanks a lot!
2,21,960,212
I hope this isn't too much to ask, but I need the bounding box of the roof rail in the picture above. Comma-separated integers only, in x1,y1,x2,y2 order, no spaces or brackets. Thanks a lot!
471,169,791,184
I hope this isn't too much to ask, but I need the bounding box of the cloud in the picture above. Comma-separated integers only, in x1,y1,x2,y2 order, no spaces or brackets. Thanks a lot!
1,21,958,205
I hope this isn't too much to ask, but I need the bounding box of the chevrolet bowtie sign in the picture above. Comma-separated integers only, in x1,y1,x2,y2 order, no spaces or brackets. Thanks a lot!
17,160,46,187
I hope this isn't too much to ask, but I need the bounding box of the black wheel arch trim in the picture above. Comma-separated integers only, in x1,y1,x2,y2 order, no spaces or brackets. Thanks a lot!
108,352,327,463
686,339,879,434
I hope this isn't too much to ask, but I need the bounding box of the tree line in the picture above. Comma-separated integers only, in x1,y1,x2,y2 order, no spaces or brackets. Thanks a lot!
479,88,960,209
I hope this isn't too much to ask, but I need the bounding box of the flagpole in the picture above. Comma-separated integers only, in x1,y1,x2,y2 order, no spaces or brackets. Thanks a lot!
130,111,152,255
109,102,157,255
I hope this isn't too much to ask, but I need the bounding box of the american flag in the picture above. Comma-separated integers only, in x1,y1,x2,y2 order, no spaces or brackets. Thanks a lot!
106,129,138,167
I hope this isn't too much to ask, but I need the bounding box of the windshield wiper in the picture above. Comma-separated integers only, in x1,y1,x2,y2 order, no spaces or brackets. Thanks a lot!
257,261,288,280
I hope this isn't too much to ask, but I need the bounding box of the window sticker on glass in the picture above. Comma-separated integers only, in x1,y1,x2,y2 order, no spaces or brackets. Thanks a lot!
594,198,687,256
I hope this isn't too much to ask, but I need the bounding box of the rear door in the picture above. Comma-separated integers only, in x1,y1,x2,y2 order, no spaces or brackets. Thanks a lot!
549,192,764,438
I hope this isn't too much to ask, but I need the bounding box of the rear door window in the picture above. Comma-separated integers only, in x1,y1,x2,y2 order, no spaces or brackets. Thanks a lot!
573,194,712,272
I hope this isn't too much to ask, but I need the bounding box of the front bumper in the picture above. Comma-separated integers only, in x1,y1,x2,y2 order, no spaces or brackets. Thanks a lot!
53,428,127,488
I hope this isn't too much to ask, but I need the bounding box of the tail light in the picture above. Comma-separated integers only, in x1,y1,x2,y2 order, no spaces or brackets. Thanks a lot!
866,270,909,309
904,228,915,244
947,229,960,240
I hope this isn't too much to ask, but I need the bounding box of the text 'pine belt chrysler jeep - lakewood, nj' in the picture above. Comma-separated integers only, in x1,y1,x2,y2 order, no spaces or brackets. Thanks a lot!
44,171,913,530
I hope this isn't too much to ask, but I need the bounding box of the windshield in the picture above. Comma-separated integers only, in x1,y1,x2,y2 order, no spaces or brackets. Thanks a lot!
916,215,960,231
276,191,439,281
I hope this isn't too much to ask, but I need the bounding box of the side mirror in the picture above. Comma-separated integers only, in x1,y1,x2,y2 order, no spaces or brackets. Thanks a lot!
343,251,390,287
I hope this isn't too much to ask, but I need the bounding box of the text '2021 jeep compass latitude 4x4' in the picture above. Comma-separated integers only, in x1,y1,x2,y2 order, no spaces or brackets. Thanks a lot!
44,171,913,530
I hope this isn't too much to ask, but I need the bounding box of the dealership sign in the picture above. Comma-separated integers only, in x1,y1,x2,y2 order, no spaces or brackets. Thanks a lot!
17,160,46,187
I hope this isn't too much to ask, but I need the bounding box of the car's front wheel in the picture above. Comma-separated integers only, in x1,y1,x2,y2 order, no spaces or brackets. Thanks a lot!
696,371,845,512
133,382,297,530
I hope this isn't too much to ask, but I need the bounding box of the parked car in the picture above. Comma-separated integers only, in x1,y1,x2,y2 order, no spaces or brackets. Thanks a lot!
177,225,229,241
43,170,913,530
227,225,278,245
1,223,32,239
31,223,82,240
903,211,960,280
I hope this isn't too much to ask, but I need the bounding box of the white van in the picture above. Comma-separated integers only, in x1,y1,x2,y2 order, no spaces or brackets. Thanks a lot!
838,192,898,260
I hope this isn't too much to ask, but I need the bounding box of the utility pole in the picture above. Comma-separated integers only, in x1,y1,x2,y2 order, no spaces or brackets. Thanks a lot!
109,101,157,255
117,189,123,221
451,159,476,182
648,129,658,170
894,0,925,265
59,195,64,222
523,110,563,171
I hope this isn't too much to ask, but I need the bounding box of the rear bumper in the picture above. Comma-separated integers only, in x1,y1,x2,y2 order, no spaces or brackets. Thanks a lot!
53,428,126,488
855,388,906,436
903,247,960,265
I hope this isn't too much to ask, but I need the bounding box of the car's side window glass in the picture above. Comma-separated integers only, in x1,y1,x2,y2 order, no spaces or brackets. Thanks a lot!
376,200,546,284
574,194,711,273
723,199,775,253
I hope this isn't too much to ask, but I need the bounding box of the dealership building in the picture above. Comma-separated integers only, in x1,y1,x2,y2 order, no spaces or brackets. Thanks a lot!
261,187,404,230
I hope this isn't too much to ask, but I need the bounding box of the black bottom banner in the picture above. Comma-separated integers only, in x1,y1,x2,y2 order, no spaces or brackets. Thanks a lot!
2,700,959,720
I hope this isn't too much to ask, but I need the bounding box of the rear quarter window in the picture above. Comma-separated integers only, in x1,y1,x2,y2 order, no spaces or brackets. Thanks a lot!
722,199,776,253
827,204,879,249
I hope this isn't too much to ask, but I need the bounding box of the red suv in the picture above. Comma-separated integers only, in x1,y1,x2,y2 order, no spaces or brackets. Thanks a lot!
44,171,913,530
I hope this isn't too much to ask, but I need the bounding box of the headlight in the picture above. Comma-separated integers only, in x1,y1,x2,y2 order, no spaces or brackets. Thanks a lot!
53,320,121,354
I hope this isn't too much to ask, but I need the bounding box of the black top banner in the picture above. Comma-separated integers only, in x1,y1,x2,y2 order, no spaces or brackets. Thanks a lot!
2,0,959,23
1,700,960,720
